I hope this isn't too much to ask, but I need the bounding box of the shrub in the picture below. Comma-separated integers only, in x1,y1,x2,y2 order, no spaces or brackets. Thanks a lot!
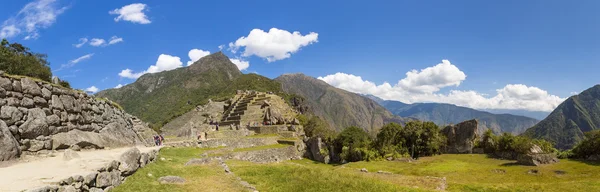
0,39,52,82
335,126,372,162
572,130,600,159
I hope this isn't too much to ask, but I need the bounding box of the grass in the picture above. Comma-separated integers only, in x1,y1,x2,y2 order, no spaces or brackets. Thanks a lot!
244,134,279,138
344,154,600,192
228,159,435,192
233,144,290,152
112,147,248,192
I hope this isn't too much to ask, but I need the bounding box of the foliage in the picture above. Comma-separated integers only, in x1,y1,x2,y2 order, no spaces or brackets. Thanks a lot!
572,130,600,159
372,122,408,158
557,149,574,159
58,79,71,88
481,130,557,155
0,39,52,82
400,121,446,159
335,126,372,162
298,114,335,140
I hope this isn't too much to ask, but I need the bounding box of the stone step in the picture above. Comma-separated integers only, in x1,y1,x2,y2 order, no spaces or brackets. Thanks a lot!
277,131,297,138
199,137,279,149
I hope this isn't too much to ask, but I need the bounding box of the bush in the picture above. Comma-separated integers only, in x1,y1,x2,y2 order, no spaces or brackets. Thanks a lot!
0,39,52,82
401,121,445,159
335,126,372,162
481,131,557,155
300,114,335,140
572,130,600,159
557,150,574,159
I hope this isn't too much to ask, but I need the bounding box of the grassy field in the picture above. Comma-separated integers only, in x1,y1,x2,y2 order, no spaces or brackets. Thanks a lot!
113,147,248,192
114,147,600,192
345,154,600,192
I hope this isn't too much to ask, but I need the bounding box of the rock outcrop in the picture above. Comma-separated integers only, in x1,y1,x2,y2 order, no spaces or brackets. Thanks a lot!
305,137,330,164
516,144,560,166
441,119,479,154
0,75,156,161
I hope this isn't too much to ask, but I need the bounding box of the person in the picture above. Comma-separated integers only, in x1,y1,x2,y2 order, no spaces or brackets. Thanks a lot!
153,135,159,146
159,135,164,146
216,122,219,131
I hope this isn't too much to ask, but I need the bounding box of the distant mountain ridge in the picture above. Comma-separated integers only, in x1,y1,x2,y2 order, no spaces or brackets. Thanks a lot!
275,74,414,134
524,84,600,149
363,94,539,134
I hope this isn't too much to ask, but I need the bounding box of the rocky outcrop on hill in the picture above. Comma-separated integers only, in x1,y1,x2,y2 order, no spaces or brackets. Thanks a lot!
516,144,559,166
0,75,156,161
441,119,479,154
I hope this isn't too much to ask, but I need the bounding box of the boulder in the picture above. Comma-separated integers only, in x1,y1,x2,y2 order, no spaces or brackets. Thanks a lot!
139,153,149,168
41,88,52,99
0,121,20,161
27,139,45,152
1,106,24,125
441,119,478,154
118,148,141,176
51,95,64,110
306,137,330,164
21,78,42,96
158,176,186,184
19,108,49,139
84,172,98,187
21,97,34,108
51,130,105,150
59,95,75,112
95,171,121,188
0,77,12,91
517,153,559,166
63,149,80,161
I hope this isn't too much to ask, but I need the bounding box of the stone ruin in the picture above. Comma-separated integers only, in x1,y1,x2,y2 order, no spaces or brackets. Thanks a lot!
441,119,479,154
0,75,156,162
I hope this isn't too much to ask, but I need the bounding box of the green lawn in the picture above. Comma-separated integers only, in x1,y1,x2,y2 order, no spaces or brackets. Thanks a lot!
113,148,600,192
112,147,248,192
345,154,600,192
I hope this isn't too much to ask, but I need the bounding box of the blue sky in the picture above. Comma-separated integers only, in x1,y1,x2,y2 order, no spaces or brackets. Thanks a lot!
1,0,599,113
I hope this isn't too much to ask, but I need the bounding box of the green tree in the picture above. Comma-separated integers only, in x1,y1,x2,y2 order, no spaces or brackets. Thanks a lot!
572,130,600,159
373,122,408,158
335,126,372,162
401,121,445,159
0,38,52,82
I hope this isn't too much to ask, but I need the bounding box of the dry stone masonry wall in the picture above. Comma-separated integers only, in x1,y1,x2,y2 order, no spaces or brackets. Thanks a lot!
0,75,156,161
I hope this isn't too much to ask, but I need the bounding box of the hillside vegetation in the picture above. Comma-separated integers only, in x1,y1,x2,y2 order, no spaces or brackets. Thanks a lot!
97,52,281,129
366,95,539,134
524,84,600,149
275,73,413,134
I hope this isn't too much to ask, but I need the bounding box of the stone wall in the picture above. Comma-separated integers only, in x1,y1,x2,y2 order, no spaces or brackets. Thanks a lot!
0,75,156,161
28,148,159,192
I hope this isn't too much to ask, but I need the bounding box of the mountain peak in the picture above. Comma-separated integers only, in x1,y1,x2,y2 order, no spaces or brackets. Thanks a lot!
187,52,241,79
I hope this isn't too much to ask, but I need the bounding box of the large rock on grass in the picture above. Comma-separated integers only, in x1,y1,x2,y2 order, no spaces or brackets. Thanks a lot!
517,153,559,166
118,148,141,176
95,171,121,188
441,119,478,154
0,121,20,161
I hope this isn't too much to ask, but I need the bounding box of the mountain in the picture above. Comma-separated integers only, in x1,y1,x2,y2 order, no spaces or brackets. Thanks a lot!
524,85,600,149
364,95,539,134
96,52,282,128
483,109,549,120
275,73,413,134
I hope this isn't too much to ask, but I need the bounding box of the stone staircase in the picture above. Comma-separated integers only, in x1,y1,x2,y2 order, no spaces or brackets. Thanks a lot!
220,92,271,127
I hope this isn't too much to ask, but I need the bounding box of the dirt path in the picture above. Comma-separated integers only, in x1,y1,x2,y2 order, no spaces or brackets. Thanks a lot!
0,146,161,192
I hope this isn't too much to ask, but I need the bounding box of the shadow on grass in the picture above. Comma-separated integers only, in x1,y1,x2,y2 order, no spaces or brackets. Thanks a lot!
570,158,600,166
500,162,524,167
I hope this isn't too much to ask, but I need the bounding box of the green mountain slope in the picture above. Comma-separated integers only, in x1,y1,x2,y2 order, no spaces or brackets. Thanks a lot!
364,95,539,134
524,84,600,149
96,52,281,128
275,73,414,134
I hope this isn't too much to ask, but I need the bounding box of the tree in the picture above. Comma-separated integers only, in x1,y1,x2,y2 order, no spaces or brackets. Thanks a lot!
335,126,372,162
373,123,407,158
0,38,52,82
401,121,445,158
572,130,600,159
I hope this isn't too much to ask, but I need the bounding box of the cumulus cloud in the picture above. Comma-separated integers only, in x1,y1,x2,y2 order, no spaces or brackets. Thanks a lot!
119,54,182,79
115,84,124,89
73,38,88,48
89,38,106,47
318,60,565,112
186,49,211,66
109,3,151,24
230,58,250,71
108,36,123,45
0,0,67,39
85,86,99,93
228,28,318,62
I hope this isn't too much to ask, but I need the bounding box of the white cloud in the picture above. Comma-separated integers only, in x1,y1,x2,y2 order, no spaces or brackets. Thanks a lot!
55,53,94,71
230,58,250,71
109,3,151,24
85,86,99,93
228,28,318,62
570,91,578,95
119,54,182,79
70,53,94,64
108,36,123,45
115,84,124,89
89,38,106,46
218,45,225,50
186,49,211,66
73,38,88,48
318,60,565,112
0,0,67,39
